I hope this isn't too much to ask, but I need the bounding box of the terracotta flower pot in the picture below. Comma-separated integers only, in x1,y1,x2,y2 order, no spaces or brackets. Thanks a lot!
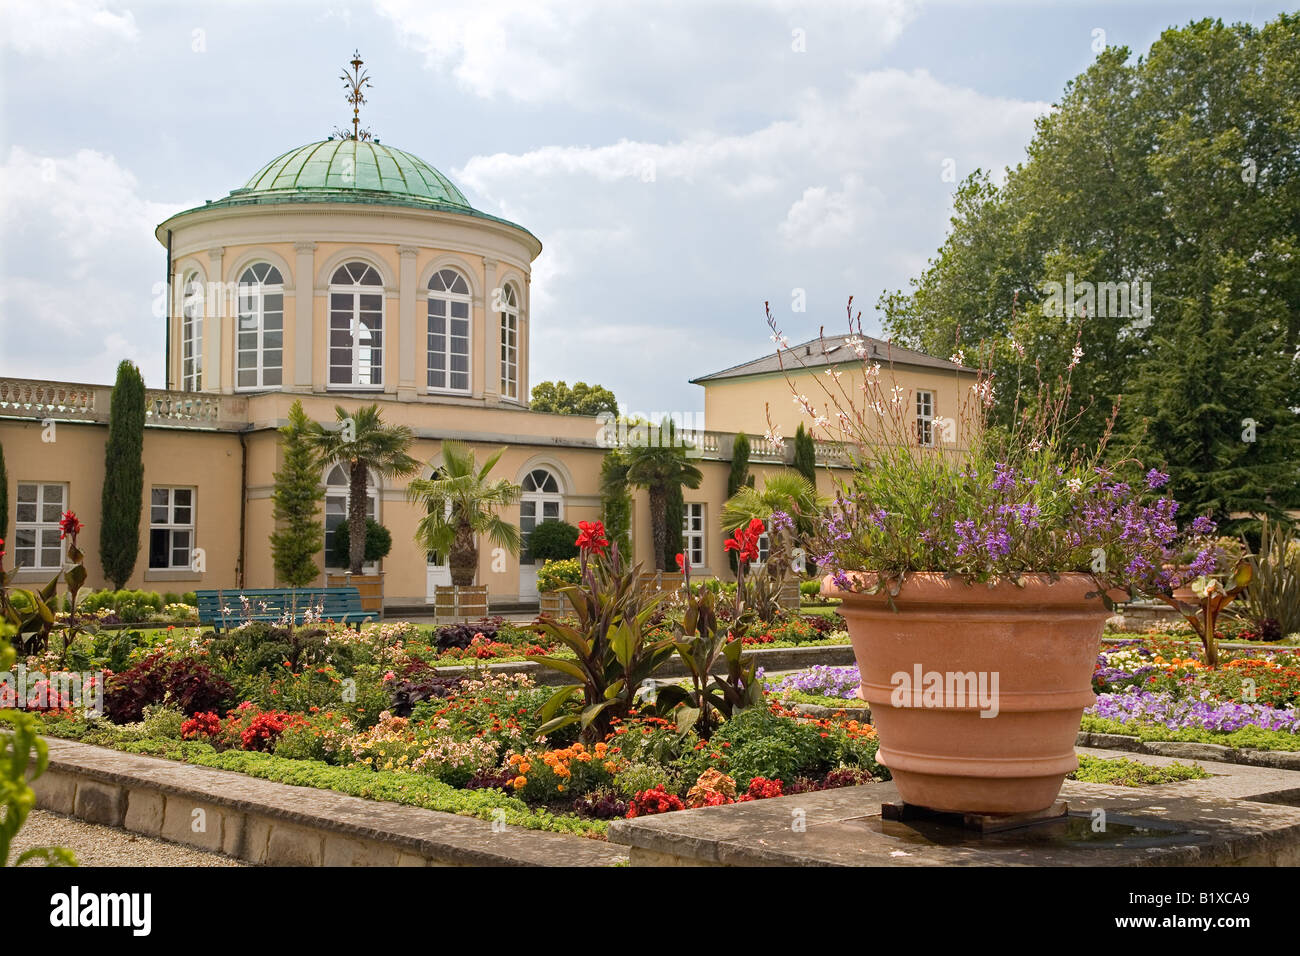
825,572,1110,815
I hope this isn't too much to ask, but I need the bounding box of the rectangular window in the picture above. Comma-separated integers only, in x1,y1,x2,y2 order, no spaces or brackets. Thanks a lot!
428,298,471,392
149,487,195,570
182,309,202,392
14,482,67,570
500,313,518,399
916,390,935,447
236,288,283,390
683,503,705,567
329,293,384,388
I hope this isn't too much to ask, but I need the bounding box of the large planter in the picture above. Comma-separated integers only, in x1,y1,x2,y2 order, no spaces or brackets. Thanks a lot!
539,590,568,617
326,572,384,617
825,572,1109,815
434,585,489,624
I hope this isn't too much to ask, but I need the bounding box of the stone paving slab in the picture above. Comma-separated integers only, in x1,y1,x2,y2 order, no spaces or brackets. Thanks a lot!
608,748,1300,867
34,737,626,867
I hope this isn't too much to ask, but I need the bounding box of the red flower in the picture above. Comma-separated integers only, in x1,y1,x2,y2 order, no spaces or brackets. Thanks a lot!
575,520,610,554
724,519,764,564
675,552,686,571
58,511,84,540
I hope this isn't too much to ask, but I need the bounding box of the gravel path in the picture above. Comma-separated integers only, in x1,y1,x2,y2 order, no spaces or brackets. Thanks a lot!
11,810,245,867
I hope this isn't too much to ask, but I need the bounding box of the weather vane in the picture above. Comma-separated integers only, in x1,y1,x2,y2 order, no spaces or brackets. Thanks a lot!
334,50,373,141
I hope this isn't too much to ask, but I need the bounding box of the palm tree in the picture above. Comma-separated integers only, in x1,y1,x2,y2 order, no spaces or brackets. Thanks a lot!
407,441,523,586
305,405,419,574
719,471,823,534
622,429,704,571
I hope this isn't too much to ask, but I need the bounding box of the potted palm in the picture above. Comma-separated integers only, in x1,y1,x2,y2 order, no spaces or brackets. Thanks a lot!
777,309,1230,816
307,405,418,614
407,441,522,622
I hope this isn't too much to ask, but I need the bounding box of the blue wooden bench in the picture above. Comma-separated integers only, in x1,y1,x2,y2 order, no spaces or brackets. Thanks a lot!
195,587,374,632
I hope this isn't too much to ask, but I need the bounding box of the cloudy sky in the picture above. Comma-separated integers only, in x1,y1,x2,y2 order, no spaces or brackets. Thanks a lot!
0,0,1288,418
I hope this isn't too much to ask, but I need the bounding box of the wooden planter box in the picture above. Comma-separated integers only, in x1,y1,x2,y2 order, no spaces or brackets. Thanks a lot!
636,571,686,594
326,572,385,617
778,580,802,610
434,585,489,624
539,591,568,617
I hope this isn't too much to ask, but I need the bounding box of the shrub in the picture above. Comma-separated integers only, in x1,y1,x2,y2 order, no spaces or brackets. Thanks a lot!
526,520,580,562
105,653,234,723
330,518,393,567
537,557,582,593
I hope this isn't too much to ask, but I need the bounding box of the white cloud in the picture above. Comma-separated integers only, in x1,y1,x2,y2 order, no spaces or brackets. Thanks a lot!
374,0,920,122
0,148,188,385
0,0,138,56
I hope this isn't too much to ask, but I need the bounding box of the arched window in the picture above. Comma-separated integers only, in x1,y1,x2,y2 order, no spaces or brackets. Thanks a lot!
324,463,378,567
499,283,519,400
519,466,561,562
180,272,204,392
427,268,471,393
235,263,284,389
329,261,384,388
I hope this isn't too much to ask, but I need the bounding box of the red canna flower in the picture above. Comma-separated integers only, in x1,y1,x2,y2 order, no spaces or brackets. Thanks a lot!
723,519,763,564
58,511,84,540
675,552,686,571
575,520,610,555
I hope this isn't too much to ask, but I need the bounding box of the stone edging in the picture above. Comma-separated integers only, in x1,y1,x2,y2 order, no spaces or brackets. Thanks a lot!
31,737,626,867
1075,731,1300,770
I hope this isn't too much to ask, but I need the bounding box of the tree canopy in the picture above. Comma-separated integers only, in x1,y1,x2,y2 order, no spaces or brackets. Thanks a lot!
879,14,1300,525
530,381,619,417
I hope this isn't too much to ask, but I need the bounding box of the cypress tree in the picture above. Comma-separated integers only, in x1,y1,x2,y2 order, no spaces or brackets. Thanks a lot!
793,423,817,485
663,480,685,570
727,432,752,572
270,400,325,587
99,360,146,589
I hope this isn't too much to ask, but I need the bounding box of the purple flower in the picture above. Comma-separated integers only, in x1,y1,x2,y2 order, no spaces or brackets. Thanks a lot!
1191,515,1217,535
1145,469,1170,490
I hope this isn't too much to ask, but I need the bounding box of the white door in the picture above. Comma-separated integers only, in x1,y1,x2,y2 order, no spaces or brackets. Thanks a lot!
426,551,451,602
519,467,562,601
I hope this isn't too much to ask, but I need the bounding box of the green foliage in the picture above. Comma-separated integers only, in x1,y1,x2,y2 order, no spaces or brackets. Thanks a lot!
329,518,393,567
536,557,583,593
1071,754,1209,787
529,381,619,417
527,520,579,562
1244,518,1300,635
1,623,76,867
1080,714,1300,751
305,405,418,574
533,547,675,742
721,471,821,537
793,424,817,485
663,482,684,570
407,441,523,586
271,400,325,587
99,360,146,589
599,450,632,557
879,16,1300,521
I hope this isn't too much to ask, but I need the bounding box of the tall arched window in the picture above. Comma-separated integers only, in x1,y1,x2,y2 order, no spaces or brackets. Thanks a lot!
235,263,284,389
519,466,561,562
329,261,384,388
324,463,378,567
180,272,204,392
427,268,471,393
499,283,519,399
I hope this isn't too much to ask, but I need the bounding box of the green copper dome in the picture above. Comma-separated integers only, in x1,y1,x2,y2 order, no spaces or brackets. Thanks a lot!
231,139,472,209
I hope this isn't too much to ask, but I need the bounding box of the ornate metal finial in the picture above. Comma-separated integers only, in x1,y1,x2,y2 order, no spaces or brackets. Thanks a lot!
334,50,373,141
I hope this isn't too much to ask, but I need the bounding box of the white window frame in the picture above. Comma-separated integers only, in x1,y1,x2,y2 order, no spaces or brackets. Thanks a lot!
181,273,203,392
149,486,196,570
13,482,67,571
683,503,705,567
750,531,771,571
323,464,380,571
519,467,562,563
328,262,385,390
235,263,285,391
916,390,935,447
427,269,472,394
499,284,519,400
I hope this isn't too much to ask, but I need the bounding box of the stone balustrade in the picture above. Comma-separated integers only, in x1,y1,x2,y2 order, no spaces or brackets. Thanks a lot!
0,378,246,431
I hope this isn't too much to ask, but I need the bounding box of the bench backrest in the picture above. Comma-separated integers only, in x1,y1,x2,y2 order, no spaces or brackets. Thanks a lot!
195,587,366,625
